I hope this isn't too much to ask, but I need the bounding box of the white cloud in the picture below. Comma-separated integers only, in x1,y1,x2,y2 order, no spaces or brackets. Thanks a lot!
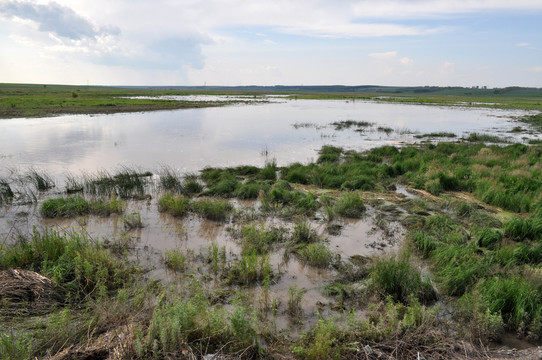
0,1,119,40
369,51,397,59
352,0,542,19
516,42,530,47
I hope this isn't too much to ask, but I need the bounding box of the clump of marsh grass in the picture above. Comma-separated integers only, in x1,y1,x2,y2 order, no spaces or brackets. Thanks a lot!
235,180,270,199
0,228,134,301
158,193,190,217
182,173,203,195
466,133,510,143
158,166,182,192
296,243,334,268
287,284,306,318
317,145,343,164
136,293,258,358
26,168,55,191
122,211,143,230
0,178,14,205
84,167,151,199
227,251,272,285
192,198,233,221
40,196,89,218
334,192,366,218
40,196,125,218
164,248,189,272
64,173,84,194
238,224,285,255
370,253,437,304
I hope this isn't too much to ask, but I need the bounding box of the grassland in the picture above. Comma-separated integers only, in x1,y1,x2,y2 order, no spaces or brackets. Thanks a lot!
0,83,229,118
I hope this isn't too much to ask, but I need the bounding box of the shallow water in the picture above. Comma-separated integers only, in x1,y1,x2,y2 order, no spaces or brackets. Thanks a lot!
0,99,534,180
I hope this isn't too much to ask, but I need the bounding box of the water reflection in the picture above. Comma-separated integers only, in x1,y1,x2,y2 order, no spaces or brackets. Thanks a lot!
0,99,534,179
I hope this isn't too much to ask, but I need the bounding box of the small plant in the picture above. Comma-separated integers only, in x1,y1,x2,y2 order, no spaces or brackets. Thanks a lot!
159,166,182,192
296,243,334,268
164,248,189,272
287,284,306,318
182,173,203,195
334,192,365,218
291,221,320,244
192,198,233,221
40,195,89,218
158,193,190,217
240,224,284,255
0,178,14,205
122,211,143,230
26,168,55,191
370,254,436,304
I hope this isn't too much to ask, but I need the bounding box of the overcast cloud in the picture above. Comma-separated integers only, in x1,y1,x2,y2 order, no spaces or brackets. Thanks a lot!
0,0,541,86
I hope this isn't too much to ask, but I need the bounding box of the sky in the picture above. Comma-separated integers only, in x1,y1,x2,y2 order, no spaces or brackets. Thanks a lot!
0,0,541,87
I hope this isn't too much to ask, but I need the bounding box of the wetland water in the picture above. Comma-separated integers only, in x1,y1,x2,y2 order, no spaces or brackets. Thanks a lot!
0,98,534,178
0,98,537,336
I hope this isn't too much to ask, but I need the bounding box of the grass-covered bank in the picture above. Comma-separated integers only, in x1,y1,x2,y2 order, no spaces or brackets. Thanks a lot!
0,84,232,118
2,141,542,359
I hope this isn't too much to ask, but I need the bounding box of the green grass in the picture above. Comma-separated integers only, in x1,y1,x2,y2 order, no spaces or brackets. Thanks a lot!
164,248,189,272
158,193,190,217
235,179,270,199
296,243,334,268
414,132,457,138
122,211,143,229
26,168,55,191
370,254,436,304
192,198,233,221
334,192,366,218
137,294,258,357
0,84,228,118
40,196,89,218
84,168,151,199
239,224,285,255
40,196,124,218
0,228,135,301
0,178,14,205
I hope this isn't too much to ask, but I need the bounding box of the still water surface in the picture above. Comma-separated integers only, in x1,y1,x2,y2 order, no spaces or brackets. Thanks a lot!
0,98,533,178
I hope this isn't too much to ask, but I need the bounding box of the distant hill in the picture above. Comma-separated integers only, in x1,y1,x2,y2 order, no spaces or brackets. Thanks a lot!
120,85,542,97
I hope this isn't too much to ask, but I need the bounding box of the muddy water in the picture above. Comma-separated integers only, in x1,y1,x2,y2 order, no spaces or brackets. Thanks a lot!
0,195,402,336
0,99,535,180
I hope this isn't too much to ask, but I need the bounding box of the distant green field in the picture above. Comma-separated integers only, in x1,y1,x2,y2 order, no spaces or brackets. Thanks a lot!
1,83,541,118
